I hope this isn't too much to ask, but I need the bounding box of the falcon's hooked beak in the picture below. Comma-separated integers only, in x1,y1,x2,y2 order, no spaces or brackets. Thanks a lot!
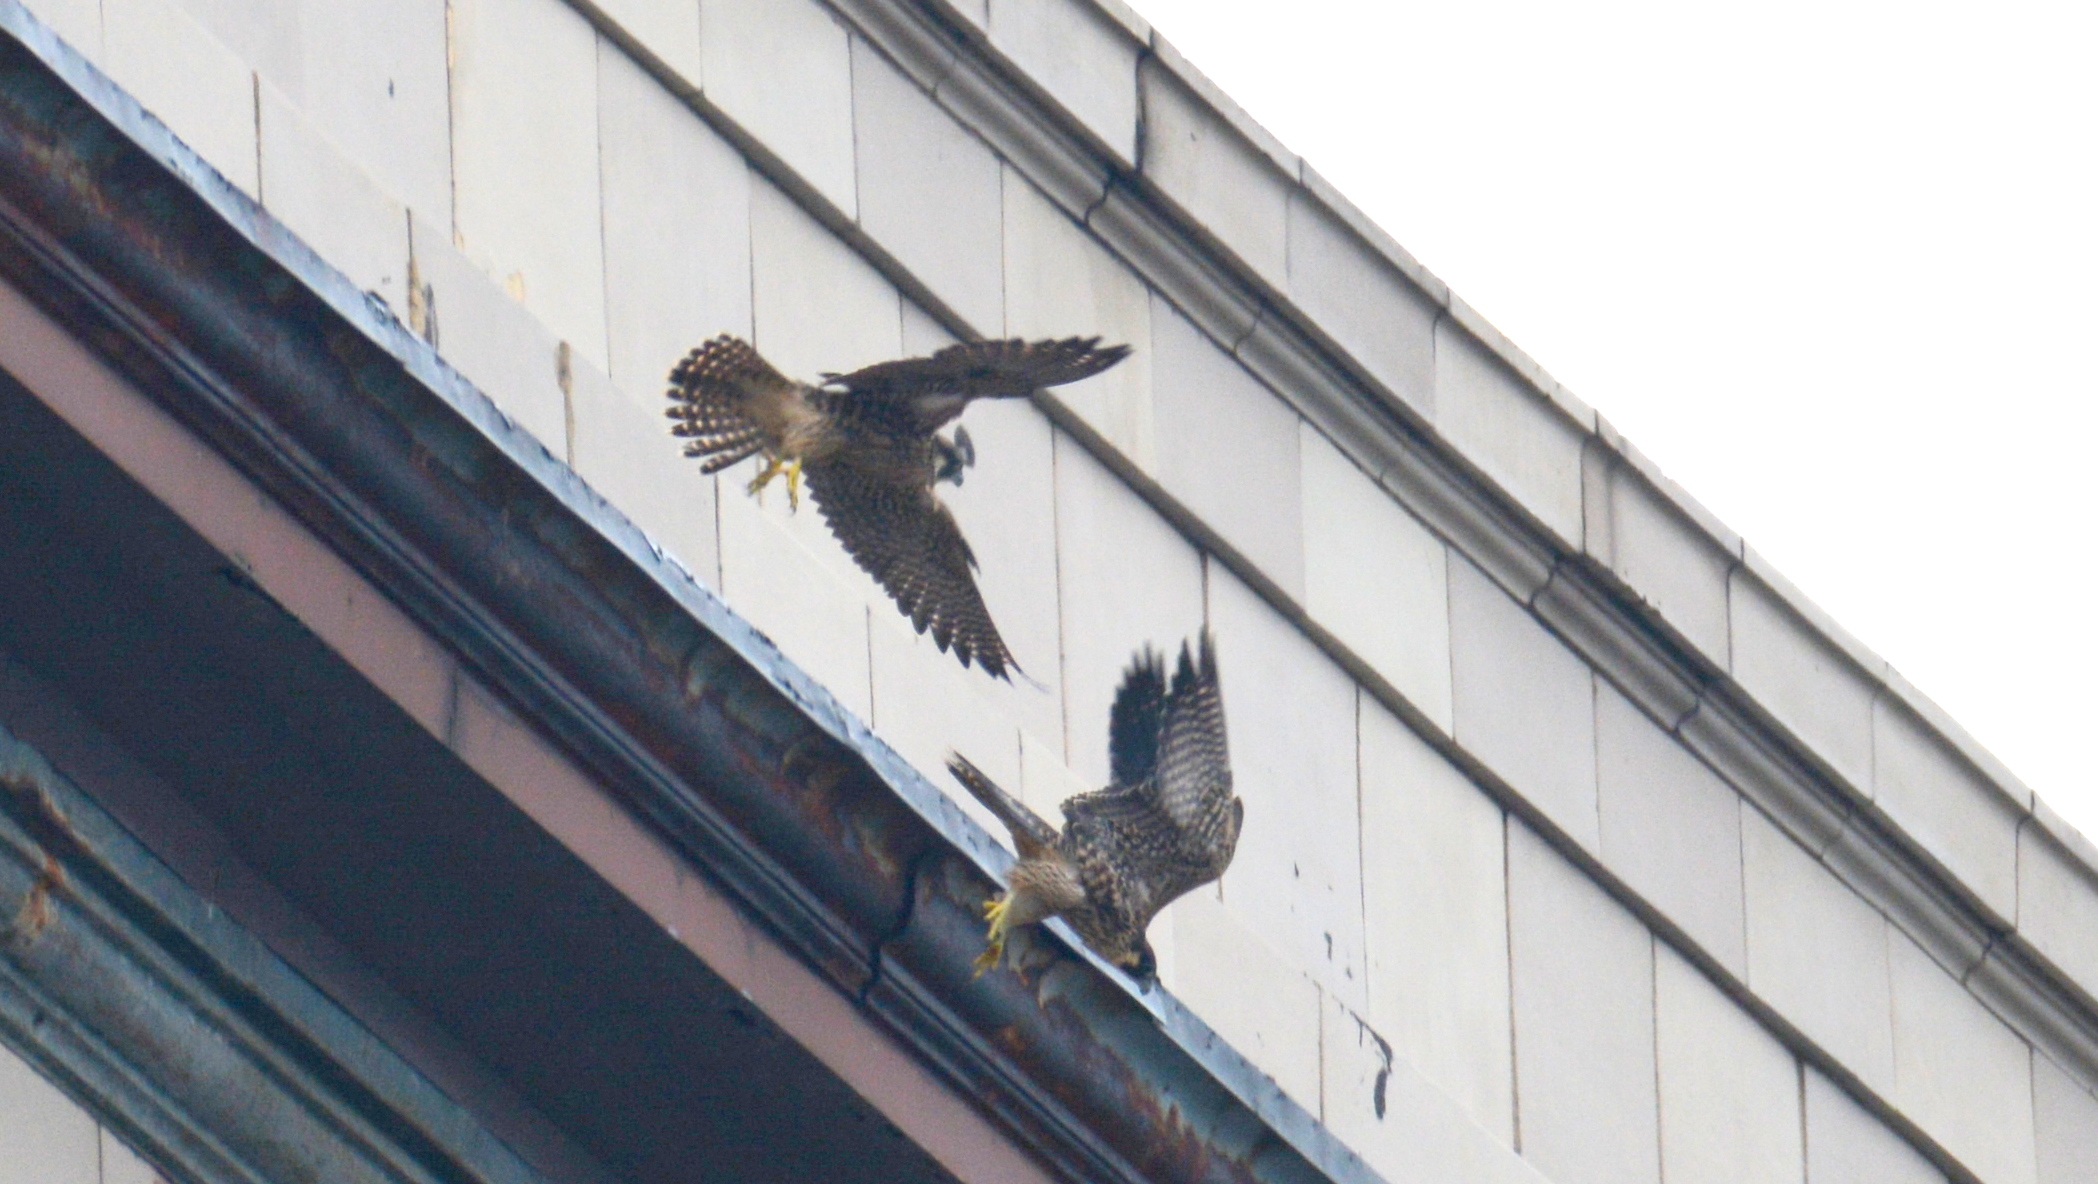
1120,940,1158,987
933,427,976,487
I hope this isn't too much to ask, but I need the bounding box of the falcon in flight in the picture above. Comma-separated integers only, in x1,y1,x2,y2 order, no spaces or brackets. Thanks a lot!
665,335,1131,680
948,631,1239,982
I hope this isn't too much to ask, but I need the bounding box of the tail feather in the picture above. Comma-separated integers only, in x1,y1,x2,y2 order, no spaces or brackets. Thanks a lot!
946,753,1057,859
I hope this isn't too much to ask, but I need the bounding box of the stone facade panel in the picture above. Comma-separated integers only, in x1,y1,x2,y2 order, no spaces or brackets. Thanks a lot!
292,0,452,229
869,608,1023,843
1450,556,1599,851
1320,996,1548,1184
1208,565,1364,1009
1508,823,1660,1184
700,0,857,217
404,213,570,453
0,1043,97,1184
592,0,701,84
2018,825,2098,1012
2033,1052,2098,1184
20,0,100,60
1166,888,1321,1109
1889,931,2038,1184
102,0,258,195
1655,945,1803,1184
597,39,753,392
1594,460,1734,666
1001,170,1155,466
1301,424,1452,731
1137,59,1290,289
1596,681,1746,973
986,0,1140,162
1150,299,1305,599
1742,804,1896,1094
1728,570,1876,792
1871,695,2020,921
408,214,570,453
1285,194,1436,417
715,489,874,720
936,393,1068,748
748,182,902,382
447,0,606,364
1433,319,1584,545
258,81,410,316
850,38,1004,332
1358,696,1511,1140
567,347,721,589
1049,434,1203,787
1804,1069,1944,1184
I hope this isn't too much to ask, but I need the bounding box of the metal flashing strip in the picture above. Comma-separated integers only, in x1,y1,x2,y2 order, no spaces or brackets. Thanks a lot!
0,8,1370,1183
0,721,554,1184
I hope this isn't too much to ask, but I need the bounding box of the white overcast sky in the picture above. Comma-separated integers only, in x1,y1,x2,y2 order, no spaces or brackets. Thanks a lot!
1125,0,2098,838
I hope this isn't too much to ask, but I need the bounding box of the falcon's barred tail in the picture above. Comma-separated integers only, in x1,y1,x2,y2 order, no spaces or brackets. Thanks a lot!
946,753,1057,859
664,335,770,466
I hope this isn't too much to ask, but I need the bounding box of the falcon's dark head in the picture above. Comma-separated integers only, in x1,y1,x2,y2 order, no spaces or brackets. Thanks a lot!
1118,938,1159,987
933,426,976,486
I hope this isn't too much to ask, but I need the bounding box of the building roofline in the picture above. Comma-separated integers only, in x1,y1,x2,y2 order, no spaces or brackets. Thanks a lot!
0,8,1378,1182
813,0,2098,1090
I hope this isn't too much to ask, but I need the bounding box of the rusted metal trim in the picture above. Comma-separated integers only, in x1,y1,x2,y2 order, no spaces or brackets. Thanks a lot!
0,723,553,1184
0,7,1364,1183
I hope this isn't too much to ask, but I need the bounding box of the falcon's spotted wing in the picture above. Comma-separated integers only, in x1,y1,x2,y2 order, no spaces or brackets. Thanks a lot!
1151,631,1233,844
1107,646,1168,788
664,335,797,472
826,337,1132,434
802,459,1019,679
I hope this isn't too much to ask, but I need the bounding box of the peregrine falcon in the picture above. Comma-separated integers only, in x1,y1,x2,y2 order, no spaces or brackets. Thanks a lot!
665,334,1131,680
947,631,1239,982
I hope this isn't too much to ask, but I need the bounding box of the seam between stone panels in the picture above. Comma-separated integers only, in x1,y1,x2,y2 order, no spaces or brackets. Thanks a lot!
1795,1059,1809,1182
443,0,460,242
1649,931,1665,1184
248,70,261,205
591,34,613,388
1502,809,1522,1155
1351,683,1367,1043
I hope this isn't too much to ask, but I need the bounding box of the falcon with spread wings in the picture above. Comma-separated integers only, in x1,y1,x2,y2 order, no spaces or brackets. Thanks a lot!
947,630,1238,982
665,334,1131,680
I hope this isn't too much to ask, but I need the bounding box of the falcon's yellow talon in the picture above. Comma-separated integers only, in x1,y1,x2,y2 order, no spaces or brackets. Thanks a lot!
785,457,804,511
746,456,784,500
974,892,1013,977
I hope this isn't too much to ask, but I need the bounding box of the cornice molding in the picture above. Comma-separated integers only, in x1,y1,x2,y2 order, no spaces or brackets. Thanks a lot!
818,0,2098,1107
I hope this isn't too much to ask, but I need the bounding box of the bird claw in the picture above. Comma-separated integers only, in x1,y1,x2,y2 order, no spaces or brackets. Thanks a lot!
746,456,804,512
973,893,1012,978
746,456,783,501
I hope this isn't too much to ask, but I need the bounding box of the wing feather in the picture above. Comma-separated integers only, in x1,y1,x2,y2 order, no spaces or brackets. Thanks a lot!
1059,631,1238,938
802,458,1019,679
1107,646,1167,788
826,337,1132,434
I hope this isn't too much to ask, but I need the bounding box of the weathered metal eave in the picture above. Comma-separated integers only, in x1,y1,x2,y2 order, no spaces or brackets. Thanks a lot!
0,723,554,1184
0,9,1367,1184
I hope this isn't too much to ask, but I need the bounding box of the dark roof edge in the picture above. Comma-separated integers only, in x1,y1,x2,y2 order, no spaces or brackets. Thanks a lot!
0,7,1367,1183
0,719,555,1184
